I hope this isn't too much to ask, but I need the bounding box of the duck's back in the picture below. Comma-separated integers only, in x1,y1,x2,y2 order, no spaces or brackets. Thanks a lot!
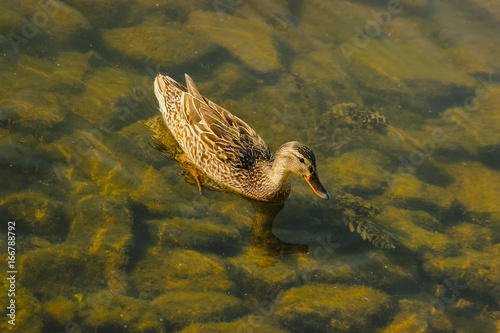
154,74,272,194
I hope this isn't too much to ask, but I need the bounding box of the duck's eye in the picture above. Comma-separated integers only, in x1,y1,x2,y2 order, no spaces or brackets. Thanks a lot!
299,157,305,163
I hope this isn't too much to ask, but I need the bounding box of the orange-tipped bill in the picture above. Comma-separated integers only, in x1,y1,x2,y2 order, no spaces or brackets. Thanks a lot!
303,172,330,200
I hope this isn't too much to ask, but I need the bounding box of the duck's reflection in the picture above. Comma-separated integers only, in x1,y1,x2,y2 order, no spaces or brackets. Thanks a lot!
249,200,308,256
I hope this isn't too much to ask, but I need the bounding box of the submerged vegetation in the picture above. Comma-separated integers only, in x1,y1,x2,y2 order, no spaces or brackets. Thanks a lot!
0,0,499,332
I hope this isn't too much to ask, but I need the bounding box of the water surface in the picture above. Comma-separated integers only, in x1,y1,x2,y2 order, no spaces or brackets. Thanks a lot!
0,0,499,332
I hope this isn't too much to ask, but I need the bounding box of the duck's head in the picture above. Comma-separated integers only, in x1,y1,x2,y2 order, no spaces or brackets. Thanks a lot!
275,141,330,200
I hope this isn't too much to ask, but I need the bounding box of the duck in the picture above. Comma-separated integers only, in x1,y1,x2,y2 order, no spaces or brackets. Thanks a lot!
154,74,330,203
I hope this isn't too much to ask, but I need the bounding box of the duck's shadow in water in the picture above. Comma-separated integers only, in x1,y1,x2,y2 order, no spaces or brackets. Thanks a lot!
249,200,308,256
144,116,309,257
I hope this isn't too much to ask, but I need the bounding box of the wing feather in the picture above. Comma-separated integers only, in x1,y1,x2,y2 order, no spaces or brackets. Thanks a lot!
178,75,271,169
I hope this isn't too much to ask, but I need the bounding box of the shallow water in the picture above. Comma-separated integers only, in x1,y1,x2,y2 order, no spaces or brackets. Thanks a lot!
0,0,499,332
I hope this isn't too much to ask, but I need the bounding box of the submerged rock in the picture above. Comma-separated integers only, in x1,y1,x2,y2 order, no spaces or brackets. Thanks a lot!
381,299,452,333
195,62,259,102
328,149,388,196
146,217,243,251
67,195,133,291
65,66,145,125
19,244,106,299
187,10,281,73
423,247,500,303
77,291,163,332
275,283,391,332
15,0,93,42
43,296,77,327
65,0,135,29
443,161,500,214
103,21,215,67
180,319,289,333
377,206,455,256
0,279,43,332
0,3,23,34
297,249,418,292
384,173,455,212
433,85,500,156
0,191,67,241
227,252,301,299
152,291,247,331
131,248,235,299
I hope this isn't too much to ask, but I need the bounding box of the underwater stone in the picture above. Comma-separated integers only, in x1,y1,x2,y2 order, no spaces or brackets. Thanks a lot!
180,319,289,333
423,248,500,303
19,244,106,299
346,34,476,115
227,252,301,299
377,206,455,256
432,1,500,72
64,0,135,29
67,195,133,291
443,161,500,214
129,166,187,215
299,0,380,44
146,217,243,251
384,173,454,211
103,21,215,67
297,249,418,292
288,39,362,107
77,291,163,332
328,149,388,196
16,0,92,42
43,296,77,327
195,62,259,102
432,85,500,155
235,0,291,27
187,10,281,73
65,66,145,125
0,280,43,332
47,51,96,92
275,283,391,332
381,299,452,333
0,3,23,34
152,291,247,330
0,191,67,241
15,52,93,90
131,248,235,299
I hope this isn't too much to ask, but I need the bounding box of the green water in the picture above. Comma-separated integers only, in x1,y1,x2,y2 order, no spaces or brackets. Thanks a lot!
1,0,499,332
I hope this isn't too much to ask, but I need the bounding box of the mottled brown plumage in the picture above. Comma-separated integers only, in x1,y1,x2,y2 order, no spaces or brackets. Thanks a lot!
154,74,329,203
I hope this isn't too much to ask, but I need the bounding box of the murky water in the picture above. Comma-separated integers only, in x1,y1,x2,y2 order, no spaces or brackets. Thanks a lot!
1,0,499,332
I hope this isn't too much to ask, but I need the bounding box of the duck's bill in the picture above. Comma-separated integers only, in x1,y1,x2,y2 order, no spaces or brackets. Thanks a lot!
303,173,330,200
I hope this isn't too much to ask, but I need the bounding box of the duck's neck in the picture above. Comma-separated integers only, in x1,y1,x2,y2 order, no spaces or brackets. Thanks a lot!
255,154,292,202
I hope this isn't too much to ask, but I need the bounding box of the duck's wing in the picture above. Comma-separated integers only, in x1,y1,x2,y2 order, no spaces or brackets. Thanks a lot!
179,74,272,169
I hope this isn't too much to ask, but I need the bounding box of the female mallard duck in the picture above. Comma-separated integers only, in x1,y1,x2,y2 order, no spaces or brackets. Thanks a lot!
154,74,330,203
